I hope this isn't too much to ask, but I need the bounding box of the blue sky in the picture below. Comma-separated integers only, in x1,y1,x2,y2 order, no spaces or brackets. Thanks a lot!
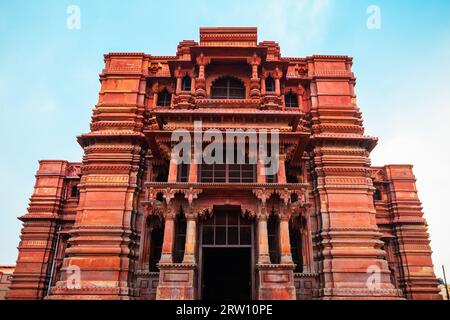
1,0,449,279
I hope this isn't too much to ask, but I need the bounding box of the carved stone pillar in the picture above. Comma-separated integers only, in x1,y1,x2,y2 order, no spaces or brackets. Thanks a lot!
188,152,198,183
156,191,199,300
168,157,178,183
182,214,197,264
275,67,282,96
278,154,287,184
152,82,159,108
159,208,176,264
195,53,209,99
257,159,266,183
190,77,196,95
297,85,304,110
257,207,271,265
275,78,281,96
279,213,294,264
175,68,182,95
260,76,266,96
247,54,261,98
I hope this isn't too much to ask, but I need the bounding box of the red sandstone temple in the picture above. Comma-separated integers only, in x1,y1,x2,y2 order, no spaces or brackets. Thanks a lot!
7,27,440,300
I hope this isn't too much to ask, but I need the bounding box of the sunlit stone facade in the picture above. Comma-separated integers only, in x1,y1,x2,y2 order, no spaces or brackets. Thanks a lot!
7,27,440,300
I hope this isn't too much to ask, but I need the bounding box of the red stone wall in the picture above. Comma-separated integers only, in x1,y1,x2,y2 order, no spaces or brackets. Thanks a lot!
7,161,68,299
48,53,149,300
372,165,441,300
307,56,401,299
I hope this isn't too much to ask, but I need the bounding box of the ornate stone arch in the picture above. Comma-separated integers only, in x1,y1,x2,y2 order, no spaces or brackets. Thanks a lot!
209,75,247,99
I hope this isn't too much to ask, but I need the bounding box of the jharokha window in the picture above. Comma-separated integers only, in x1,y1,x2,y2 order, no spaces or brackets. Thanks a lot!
181,75,191,91
285,90,299,108
265,75,275,93
157,89,172,107
211,76,245,99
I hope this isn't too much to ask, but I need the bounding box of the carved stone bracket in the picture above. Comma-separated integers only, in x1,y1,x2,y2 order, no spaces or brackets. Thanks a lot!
252,188,274,206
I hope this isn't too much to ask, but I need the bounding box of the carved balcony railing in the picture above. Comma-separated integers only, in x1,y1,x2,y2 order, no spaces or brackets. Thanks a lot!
141,182,311,218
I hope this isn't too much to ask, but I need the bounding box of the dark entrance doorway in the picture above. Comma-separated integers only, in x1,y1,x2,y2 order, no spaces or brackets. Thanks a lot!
199,206,255,300
202,248,251,300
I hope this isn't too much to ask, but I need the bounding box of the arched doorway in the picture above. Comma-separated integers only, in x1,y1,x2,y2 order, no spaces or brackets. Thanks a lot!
198,206,255,300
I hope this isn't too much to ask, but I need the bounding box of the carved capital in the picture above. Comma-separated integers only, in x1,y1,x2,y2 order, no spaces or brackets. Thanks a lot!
276,188,291,206
163,204,178,220
183,187,202,206
162,188,177,205
196,53,210,67
253,188,274,206
247,53,261,66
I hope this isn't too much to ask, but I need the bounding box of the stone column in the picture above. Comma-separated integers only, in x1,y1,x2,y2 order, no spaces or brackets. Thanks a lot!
297,85,304,110
274,69,281,98
190,77,196,95
182,214,197,264
278,154,287,184
152,82,159,108
275,78,281,96
279,213,294,264
260,76,266,96
159,209,176,264
257,208,271,265
175,67,182,95
257,159,266,183
188,151,198,183
195,53,209,99
168,157,179,183
247,54,261,98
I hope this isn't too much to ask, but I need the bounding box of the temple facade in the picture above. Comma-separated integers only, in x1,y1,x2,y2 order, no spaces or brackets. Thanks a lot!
7,27,441,300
